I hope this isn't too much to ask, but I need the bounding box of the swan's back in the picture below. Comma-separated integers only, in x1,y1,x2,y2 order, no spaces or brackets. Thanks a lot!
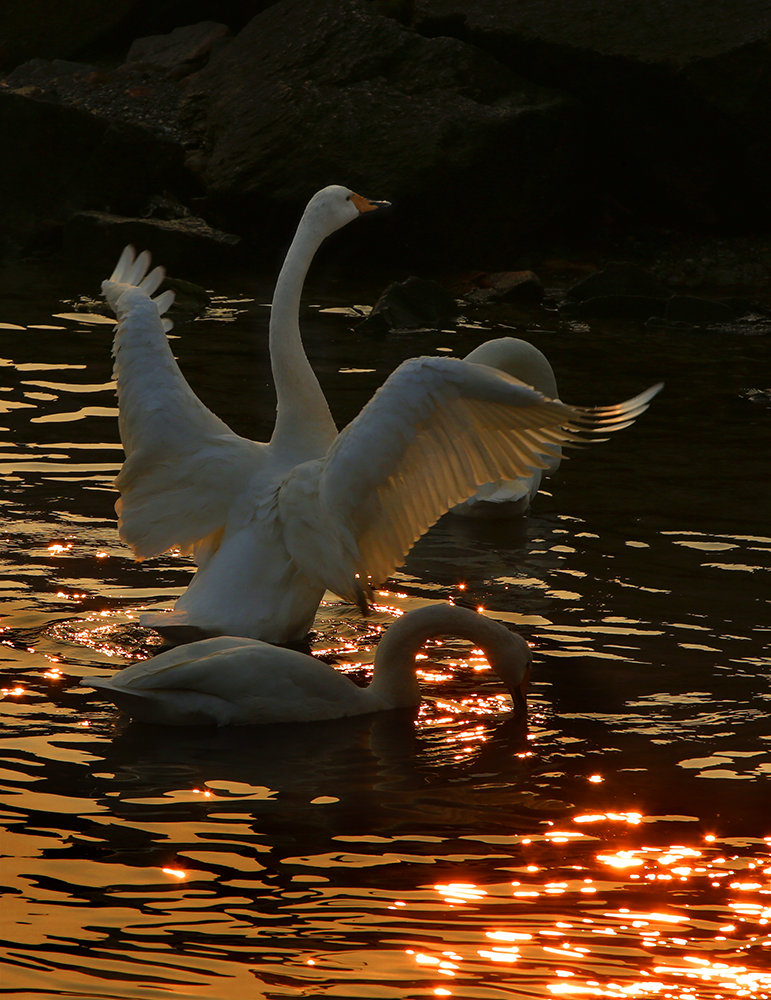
464,337,558,400
84,636,371,726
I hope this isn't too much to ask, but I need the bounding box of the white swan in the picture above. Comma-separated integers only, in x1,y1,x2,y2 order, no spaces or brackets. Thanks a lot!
452,337,561,518
103,184,661,643
80,603,532,726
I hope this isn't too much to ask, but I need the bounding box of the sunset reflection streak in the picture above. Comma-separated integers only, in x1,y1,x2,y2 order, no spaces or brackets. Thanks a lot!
1,263,770,1000
401,822,771,999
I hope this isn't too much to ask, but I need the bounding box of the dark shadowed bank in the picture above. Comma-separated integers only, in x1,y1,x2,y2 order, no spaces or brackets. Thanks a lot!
0,0,769,290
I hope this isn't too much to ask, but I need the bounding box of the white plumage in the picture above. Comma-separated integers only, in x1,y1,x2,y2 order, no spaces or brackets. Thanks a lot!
452,337,562,518
104,185,661,642
81,603,532,726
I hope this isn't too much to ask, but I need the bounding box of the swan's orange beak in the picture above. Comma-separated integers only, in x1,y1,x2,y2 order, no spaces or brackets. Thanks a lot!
351,192,391,214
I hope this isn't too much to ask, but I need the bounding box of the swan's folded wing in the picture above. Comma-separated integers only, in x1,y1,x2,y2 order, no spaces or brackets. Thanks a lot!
85,636,261,691
279,356,660,603
107,266,264,560
83,636,352,708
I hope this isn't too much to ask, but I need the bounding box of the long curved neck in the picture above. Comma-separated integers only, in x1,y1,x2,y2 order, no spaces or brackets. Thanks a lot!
268,217,337,459
366,604,528,710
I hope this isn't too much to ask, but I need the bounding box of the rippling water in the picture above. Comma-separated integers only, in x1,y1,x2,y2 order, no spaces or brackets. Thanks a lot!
1,257,769,998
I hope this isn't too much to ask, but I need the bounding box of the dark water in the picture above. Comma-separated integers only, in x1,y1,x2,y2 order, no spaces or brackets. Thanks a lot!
0,257,769,999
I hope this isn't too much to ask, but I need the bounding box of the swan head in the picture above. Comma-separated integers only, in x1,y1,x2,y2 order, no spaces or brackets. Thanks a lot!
369,604,532,715
486,629,532,715
301,185,390,239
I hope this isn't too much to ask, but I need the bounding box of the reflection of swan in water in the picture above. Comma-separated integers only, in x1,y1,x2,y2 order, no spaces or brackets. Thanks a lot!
105,184,661,643
90,709,534,854
81,603,531,726
452,337,561,518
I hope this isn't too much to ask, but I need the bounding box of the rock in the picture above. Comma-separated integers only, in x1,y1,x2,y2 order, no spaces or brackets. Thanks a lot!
740,388,771,407
1,0,768,270
3,58,98,95
0,88,190,258
0,1,138,70
664,295,736,324
181,0,585,260
489,270,543,302
648,236,771,293
358,276,458,333
126,22,230,77
63,211,243,275
414,0,771,230
562,290,742,324
561,295,668,322
162,277,212,318
464,269,544,304
3,57,192,143
564,262,670,302
724,298,771,319
0,2,268,71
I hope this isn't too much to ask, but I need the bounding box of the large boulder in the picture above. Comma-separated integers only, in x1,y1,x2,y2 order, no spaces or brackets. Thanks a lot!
414,0,771,229
0,87,190,258
125,21,230,77
0,1,271,70
0,1,138,69
181,0,586,261
0,0,768,269
63,210,243,276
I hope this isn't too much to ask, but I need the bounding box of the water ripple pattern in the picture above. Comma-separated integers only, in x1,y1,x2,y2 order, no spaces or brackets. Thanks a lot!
0,264,768,998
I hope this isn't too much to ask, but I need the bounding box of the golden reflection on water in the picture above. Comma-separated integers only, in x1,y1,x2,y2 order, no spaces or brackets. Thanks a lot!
161,867,187,880
395,822,771,1000
2,272,770,999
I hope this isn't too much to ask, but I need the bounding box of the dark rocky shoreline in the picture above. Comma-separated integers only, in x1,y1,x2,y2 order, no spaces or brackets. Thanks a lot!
0,0,769,305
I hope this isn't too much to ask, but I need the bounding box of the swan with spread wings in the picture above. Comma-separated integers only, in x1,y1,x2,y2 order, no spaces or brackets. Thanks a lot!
103,185,660,643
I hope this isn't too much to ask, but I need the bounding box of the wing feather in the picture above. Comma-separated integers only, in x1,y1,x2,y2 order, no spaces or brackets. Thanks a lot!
279,357,660,601
104,247,265,560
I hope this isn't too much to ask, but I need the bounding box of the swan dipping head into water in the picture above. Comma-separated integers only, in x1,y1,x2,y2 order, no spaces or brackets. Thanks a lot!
81,604,532,727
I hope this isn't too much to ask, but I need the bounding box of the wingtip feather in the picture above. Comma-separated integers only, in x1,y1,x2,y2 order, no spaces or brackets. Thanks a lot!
109,245,136,283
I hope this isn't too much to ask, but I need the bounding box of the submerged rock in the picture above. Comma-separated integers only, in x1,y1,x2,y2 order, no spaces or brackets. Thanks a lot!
664,295,737,324
63,211,242,274
358,276,458,333
560,263,670,320
564,262,670,302
463,269,544,305
561,294,668,322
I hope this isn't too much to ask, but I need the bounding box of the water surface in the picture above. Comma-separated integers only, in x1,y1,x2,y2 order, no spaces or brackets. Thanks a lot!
0,257,769,998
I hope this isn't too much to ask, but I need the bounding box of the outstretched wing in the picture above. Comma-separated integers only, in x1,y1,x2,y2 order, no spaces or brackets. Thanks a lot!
278,356,661,603
104,247,264,560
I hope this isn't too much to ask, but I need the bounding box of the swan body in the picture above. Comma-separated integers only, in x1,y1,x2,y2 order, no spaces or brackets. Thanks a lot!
103,185,661,643
452,338,562,518
81,604,532,726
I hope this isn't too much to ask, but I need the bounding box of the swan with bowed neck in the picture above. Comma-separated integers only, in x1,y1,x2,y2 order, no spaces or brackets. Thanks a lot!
81,604,532,726
452,337,562,518
103,185,661,643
